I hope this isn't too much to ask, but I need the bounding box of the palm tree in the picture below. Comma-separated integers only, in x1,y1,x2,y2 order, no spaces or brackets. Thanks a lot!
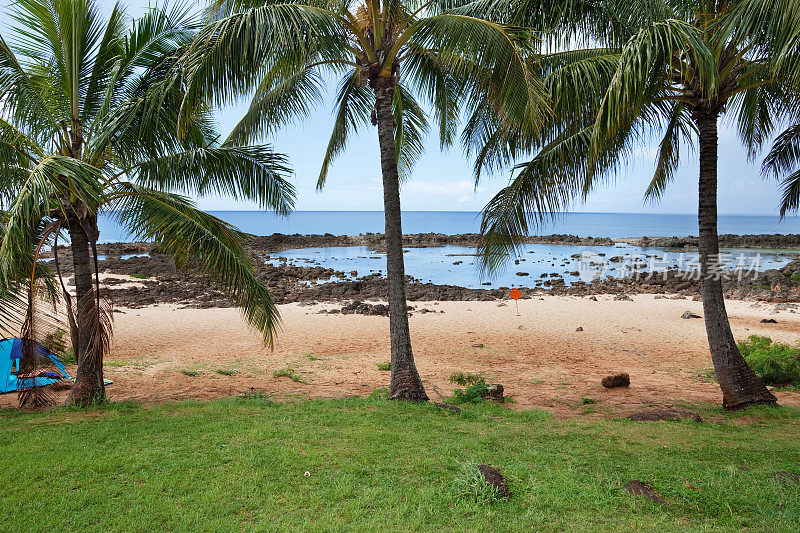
182,0,547,400
0,0,296,407
474,0,800,409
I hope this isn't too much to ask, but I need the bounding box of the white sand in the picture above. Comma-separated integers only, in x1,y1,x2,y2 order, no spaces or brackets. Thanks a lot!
5,294,799,415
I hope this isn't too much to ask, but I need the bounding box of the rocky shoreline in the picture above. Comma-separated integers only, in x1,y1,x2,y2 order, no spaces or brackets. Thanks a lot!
620,233,800,250
247,232,617,252
41,232,800,309
39,231,800,259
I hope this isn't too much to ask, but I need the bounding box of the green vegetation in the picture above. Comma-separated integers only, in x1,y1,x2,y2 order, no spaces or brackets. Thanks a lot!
448,372,489,404
180,369,202,377
216,369,238,376
448,372,485,387
452,462,504,505
0,399,798,531
41,328,75,365
377,362,391,371
129,274,149,280
739,336,800,388
273,368,306,384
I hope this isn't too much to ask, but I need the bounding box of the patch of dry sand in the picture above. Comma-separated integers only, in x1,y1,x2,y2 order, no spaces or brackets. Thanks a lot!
3,295,799,416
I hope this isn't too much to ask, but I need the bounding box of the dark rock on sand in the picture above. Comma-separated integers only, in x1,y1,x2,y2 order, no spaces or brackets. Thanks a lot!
681,310,701,319
760,318,778,324
484,384,504,403
601,373,630,389
477,465,510,498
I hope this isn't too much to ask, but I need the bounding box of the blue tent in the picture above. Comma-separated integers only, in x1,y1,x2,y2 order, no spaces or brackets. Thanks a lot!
0,338,69,393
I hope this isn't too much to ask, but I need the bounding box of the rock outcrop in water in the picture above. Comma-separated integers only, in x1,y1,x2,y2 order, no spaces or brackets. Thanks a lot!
624,234,800,250
248,232,615,251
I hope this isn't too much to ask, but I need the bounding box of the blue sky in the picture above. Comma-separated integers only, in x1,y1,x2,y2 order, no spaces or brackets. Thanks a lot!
1,1,792,215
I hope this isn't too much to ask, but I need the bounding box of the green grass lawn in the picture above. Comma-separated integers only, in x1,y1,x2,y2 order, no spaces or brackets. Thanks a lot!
1,396,799,532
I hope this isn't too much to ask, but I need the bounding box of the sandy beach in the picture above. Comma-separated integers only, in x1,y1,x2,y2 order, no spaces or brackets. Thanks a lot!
7,293,798,415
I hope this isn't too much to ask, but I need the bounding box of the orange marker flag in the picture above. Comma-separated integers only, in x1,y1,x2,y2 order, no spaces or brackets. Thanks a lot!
510,288,522,316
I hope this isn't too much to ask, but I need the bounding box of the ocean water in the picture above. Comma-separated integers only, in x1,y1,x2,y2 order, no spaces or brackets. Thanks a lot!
265,243,793,289
95,211,800,288
96,211,800,243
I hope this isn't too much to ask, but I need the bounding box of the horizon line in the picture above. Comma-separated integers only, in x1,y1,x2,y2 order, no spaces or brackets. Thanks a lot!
193,209,794,217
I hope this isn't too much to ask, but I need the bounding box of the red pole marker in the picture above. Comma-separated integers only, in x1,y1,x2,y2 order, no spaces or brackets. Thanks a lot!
510,288,522,316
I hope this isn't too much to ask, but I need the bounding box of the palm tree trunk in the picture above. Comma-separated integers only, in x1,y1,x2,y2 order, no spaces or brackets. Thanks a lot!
66,220,105,405
374,85,428,402
695,110,776,410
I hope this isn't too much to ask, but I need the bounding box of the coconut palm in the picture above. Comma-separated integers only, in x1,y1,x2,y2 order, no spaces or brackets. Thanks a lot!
0,0,296,407
474,0,800,409
183,0,547,400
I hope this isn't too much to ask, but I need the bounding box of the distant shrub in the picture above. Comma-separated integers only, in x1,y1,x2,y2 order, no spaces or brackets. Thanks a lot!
452,462,501,505
377,362,391,371
181,369,201,377
738,335,800,387
238,389,275,403
448,372,489,404
216,369,238,376
449,371,485,386
273,368,306,383
451,382,489,404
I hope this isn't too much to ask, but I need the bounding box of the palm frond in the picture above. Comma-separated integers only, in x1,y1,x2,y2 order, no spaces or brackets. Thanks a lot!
778,168,800,217
763,123,800,179
644,102,694,201
407,13,551,136
225,65,325,145
403,47,465,149
594,19,714,151
108,184,282,346
318,71,374,189
393,85,429,178
126,145,296,213
181,3,349,130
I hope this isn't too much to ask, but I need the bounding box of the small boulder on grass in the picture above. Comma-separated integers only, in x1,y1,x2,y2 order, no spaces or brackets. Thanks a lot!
453,462,509,504
477,465,510,498
601,373,630,389
484,384,504,403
